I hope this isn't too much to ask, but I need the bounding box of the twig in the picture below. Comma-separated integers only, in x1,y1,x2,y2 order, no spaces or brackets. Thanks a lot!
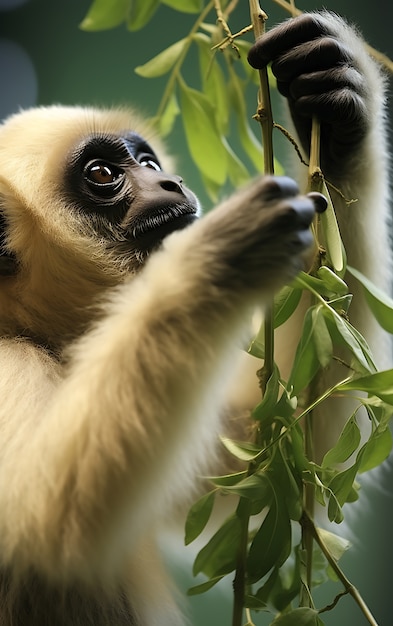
302,511,379,626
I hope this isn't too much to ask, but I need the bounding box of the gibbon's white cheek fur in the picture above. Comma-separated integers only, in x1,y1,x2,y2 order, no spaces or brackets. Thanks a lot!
0,11,390,626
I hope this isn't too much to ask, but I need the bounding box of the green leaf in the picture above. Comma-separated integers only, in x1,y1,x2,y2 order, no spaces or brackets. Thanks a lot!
252,366,280,424
272,607,325,625
220,438,262,462
179,83,227,185
319,181,344,274
312,306,333,368
288,307,320,395
156,92,180,137
221,472,273,503
208,470,247,487
80,0,130,31
195,33,229,135
317,266,348,296
193,515,241,578
323,308,376,374
135,38,188,77
322,414,361,468
359,427,393,472
338,369,393,404
127,0,159,30
327,490,344,523
273,286,302,328
187,575,224,596
185,490,215,545
223,138,250,188
328,462,359,506
317,527,350,561
247,498,291,583
347,265,393,333
162,0,202,12
229,70,264,172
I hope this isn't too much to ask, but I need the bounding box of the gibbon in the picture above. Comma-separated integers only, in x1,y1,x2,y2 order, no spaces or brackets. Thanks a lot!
0,10,390,626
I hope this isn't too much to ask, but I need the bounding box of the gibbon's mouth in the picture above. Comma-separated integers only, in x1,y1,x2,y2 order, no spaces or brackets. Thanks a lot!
128,204,198,249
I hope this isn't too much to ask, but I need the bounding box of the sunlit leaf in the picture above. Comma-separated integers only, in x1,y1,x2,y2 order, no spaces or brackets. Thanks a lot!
155,92,180,136
127,0,160,30
220,438,262,462
347,265,393,333
135,38,188,77
223,138,250,188
193,515,241,577
162,0,202,12
317,266,348,296
229,70,264,172
185,490,215,545
322,414,361,468
195,33,229,135
80,0,130,30
179,83,227,185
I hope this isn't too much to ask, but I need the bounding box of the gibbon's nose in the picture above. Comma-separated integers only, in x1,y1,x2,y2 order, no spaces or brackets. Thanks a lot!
137,165,185,199
160,177,183,195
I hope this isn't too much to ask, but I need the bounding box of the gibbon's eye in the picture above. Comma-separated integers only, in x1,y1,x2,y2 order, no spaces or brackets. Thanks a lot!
84,160,125,190
139,155,161,171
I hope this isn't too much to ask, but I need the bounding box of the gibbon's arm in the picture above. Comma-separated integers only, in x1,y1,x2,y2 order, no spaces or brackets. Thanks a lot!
249,11,391,328
0,177,317,584
248,11,392,373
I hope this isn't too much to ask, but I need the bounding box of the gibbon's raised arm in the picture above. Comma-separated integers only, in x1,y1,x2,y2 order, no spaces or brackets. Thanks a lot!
0,102,317,587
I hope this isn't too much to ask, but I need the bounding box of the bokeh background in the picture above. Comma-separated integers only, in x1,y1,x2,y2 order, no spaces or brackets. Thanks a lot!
1,0,392,624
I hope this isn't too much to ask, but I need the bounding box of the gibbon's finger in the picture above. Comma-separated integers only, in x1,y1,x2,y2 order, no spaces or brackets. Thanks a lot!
247,14,328,69
307,191,328,214
285,67,365,101
260,175,300,202
271,38,350,85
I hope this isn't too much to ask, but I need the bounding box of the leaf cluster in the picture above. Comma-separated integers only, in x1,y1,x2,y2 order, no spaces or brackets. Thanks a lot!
184,242,393,623
81,0,282,200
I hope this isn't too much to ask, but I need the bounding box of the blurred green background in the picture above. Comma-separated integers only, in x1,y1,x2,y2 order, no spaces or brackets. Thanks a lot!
0,0,392,624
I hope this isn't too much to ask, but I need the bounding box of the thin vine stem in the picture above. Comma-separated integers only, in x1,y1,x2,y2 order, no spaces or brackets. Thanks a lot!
302,511,379,626
231,5,275,626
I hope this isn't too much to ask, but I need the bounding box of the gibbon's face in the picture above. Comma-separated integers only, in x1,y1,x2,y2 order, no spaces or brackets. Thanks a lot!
0,106,200,275
64,129,200,257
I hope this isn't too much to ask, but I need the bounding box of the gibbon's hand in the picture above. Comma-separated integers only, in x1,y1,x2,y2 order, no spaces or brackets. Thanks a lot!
203,176,325,297
247,12,370,177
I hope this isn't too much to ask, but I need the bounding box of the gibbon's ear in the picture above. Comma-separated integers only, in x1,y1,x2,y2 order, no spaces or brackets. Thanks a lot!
0,189,18,276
